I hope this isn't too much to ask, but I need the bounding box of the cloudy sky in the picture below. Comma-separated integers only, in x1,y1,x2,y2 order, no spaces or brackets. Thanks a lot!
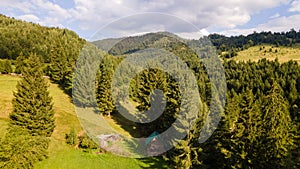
1,0,300,40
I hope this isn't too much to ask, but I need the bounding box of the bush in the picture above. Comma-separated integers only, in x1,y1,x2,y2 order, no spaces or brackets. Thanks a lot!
0,60,12,74
78,134,98,150
65,128,77,146
0,126,49,169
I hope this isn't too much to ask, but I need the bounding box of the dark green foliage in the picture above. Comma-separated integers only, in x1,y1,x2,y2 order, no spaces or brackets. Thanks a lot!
96,54,120,116
65,127,77,146
170,106,208,168
0,14,85,93
0,60,12,74
258,83,296,168
9,54,55,137
49,34,85,93
0,54,55,168
78,134,98,150
0,14,84,62
214,89,262,168
0,126,49,169
209,29,300,57
15,52,26,74
93,32,300,168
1,15,298,167
73,43,100,108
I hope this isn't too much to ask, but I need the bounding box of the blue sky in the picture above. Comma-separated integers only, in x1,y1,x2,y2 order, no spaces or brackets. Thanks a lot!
1,0,300,40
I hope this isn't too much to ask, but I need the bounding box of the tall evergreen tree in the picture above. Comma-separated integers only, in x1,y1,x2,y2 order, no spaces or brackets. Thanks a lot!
0,54,55,168
96,54,118,116
73,44,100,108
9,54,55,137
258,82,296,168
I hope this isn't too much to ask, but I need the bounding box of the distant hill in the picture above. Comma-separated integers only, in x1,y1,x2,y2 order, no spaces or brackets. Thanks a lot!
91,31,188,53
92,32,200,56
93,29,300,55
92,38,124,52
209,29,300,58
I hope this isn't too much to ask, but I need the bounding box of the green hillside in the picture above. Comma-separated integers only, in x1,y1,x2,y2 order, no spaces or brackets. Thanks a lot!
0,75,167,169
231,44,300,63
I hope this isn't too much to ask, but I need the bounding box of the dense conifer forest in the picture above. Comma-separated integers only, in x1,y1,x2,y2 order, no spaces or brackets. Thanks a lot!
0,14,299,168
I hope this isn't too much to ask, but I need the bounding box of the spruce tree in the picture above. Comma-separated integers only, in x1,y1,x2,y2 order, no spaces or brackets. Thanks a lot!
73,44,100,108
259,82,296,168
9,54,55,137
15,52,26,74
229,89,262,168
96,54,118,116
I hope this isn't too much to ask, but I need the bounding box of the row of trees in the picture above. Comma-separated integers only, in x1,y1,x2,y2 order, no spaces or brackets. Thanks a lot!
209,29,300,57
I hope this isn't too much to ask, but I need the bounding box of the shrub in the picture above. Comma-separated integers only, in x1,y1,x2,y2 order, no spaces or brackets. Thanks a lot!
78,134,98,150
65,128,77,146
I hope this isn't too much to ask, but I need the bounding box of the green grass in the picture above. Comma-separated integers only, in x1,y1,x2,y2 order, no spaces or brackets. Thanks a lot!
0,120,8,139
35,148,161,169
232,44,300,63
0,75,168,168
0,75,17,119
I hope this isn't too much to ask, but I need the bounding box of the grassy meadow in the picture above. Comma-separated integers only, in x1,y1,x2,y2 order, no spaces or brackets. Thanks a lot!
231,44,300,63
0,75,167,169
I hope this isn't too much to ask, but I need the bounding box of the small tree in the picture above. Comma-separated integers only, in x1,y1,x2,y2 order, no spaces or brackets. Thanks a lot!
0,60,12,74
78,134,98,150
15,52,26,74
0,126,49,169
65,127,77,146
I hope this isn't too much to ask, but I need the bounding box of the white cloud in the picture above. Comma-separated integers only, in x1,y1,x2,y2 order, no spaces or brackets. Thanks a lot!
270,13,280,19
0,0,71,27
17,14,40,22
289,0,300,12
0,0,35,13
68,0,289,39
176,29,209,40
0,0,293,38
221,14,300,36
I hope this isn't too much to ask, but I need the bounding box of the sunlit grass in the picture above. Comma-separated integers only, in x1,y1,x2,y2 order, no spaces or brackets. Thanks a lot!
232,44,300,63
0,75,18,119
0,75,168,168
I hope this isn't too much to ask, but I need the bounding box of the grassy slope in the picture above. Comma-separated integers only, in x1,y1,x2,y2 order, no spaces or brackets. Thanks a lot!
0,75,167,169
231,44,300,63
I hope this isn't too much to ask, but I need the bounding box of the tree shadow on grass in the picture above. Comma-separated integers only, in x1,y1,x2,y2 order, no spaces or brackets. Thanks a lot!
138,156,170,169
110,111,143,138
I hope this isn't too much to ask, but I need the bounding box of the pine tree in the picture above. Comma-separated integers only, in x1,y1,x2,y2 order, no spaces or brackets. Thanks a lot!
9,54,55,137
96,54,118,116
229,89,262,168
15,52,26,74
258,82,296,168
48,34,83,93
49,37,73,90
211,89,263,169
73,44,100,108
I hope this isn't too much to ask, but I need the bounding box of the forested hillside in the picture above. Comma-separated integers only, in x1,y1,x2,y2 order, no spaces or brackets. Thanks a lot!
209,29,300,58
93,33,300,168
0,14,85,93
0,13,299,168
